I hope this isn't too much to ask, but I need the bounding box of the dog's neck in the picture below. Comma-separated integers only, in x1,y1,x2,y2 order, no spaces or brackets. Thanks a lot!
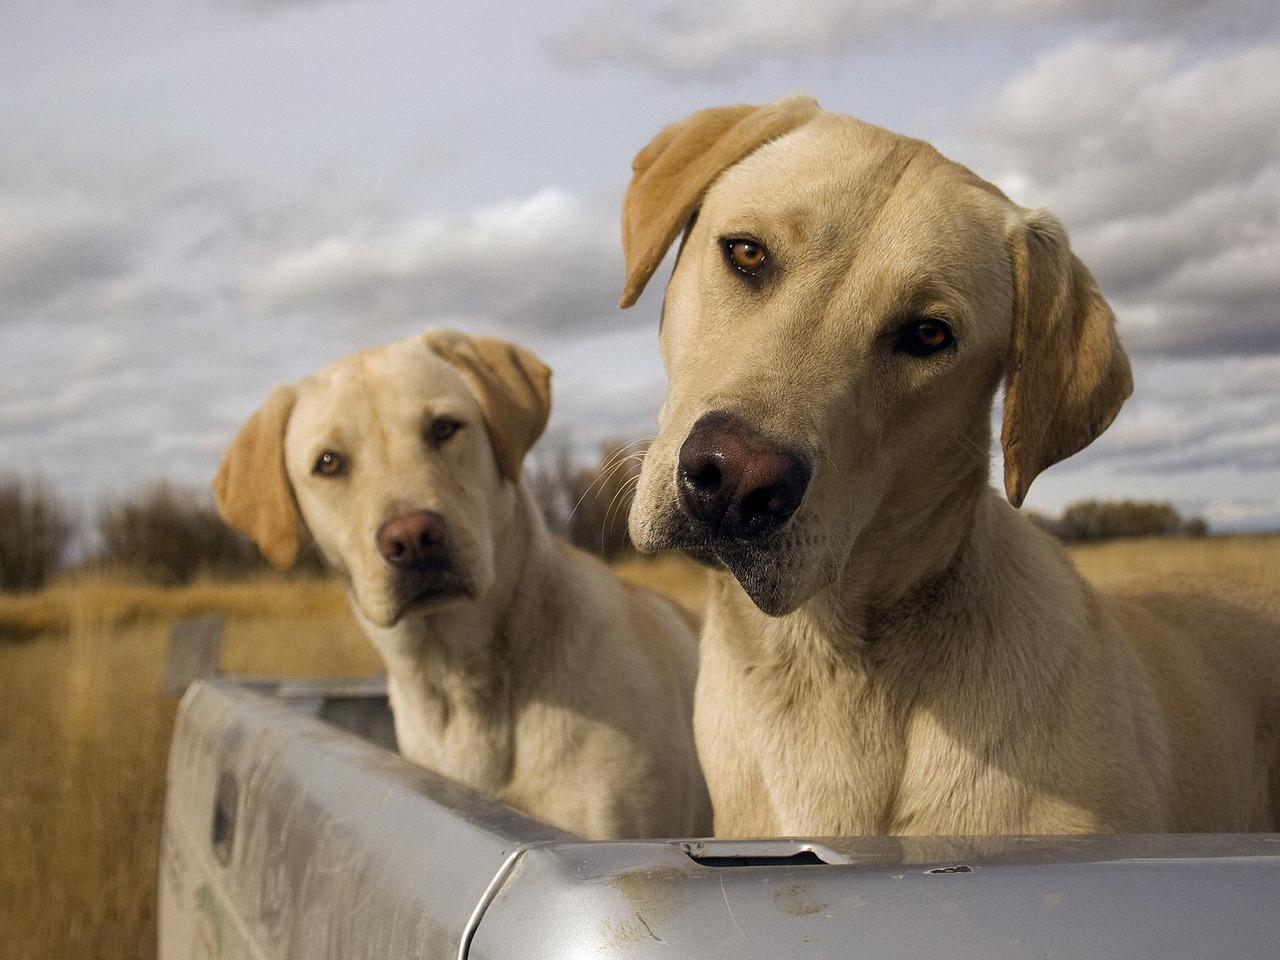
359,483,557,793
729,453,1004,665
846,453,989,611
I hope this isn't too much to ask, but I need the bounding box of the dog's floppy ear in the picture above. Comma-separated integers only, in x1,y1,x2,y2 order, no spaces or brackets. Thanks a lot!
1001,210,1132,507
619,95,820,308
213,385,300,569
425,330,552,482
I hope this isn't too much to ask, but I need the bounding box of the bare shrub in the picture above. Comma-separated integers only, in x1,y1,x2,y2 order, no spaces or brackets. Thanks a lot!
529,440,644,560
1181,516,1210,538
0,475,75,592
96,483,266,585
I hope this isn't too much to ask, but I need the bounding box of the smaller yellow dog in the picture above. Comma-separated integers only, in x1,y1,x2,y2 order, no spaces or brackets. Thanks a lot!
215,330,711,839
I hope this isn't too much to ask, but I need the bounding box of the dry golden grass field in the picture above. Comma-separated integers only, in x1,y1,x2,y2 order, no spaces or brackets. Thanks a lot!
2,537,1278,959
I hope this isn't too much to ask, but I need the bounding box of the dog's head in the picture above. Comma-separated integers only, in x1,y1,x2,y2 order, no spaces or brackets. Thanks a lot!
213,330,551,628
621,97,1131,616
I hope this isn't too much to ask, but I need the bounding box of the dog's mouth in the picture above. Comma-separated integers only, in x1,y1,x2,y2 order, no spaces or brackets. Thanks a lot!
390,568,474,620
657,516,802,617
680,541,728,570
707,539,801,616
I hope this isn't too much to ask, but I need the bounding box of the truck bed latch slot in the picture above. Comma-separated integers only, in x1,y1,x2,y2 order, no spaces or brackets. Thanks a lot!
211,771,238,865
681,840,845,867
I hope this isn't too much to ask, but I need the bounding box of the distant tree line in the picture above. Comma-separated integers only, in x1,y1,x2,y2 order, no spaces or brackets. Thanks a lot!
1025,499,1209,543
96,484,326,585
0,477,73,592
0,457,1211,593
0,478,325,592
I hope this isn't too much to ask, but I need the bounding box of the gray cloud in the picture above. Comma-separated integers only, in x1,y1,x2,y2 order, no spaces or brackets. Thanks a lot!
972,39,1280,359
0,195,140,310
997,353,1280,530
979,42,1280,223
549,0,1277,80
237,0,352,8
1037,355,1280,479
245,188,627,337
1133,441,1280,475
1180,494,1280,530
3,0,1278,537
0,110,647,507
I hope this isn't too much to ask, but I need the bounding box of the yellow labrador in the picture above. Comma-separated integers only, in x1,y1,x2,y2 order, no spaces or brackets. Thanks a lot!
214,330,711,839
621,96,1280,836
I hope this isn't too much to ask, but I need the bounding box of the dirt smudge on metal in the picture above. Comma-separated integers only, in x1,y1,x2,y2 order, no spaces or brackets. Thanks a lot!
604,865,688,947
774,880,828,916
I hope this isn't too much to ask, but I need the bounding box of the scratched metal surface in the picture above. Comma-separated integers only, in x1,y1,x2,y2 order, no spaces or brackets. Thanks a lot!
472,833,1280,958
159,679,1280,960
157,678,571,960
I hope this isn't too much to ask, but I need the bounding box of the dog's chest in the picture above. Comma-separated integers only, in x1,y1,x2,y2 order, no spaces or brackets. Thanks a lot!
885,713,1036,835
706,651,912,836
386,671,515,793
704,633,1025,837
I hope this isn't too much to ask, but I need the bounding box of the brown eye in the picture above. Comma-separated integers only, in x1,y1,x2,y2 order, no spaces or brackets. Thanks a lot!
724,238,768,275
427,417,462,446
312,450,346,477
895,318,955,358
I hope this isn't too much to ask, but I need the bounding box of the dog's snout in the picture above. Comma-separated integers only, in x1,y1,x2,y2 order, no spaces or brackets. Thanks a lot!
377,510,450,569
677,412,810,539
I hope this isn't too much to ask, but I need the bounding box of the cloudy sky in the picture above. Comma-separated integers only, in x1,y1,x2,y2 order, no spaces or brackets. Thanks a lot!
3,0,1278,531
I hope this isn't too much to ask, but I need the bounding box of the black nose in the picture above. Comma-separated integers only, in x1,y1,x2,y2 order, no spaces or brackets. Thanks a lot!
677,412,811,539
376,510,450,569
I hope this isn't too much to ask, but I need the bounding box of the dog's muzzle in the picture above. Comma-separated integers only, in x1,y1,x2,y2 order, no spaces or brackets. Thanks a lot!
676,411,810,541
376,510,470,613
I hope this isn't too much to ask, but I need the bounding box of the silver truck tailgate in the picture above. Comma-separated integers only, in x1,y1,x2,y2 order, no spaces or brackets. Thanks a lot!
159,678,1280,959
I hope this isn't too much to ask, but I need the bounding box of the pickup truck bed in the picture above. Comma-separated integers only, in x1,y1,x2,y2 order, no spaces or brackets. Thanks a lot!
159,678,1280,959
